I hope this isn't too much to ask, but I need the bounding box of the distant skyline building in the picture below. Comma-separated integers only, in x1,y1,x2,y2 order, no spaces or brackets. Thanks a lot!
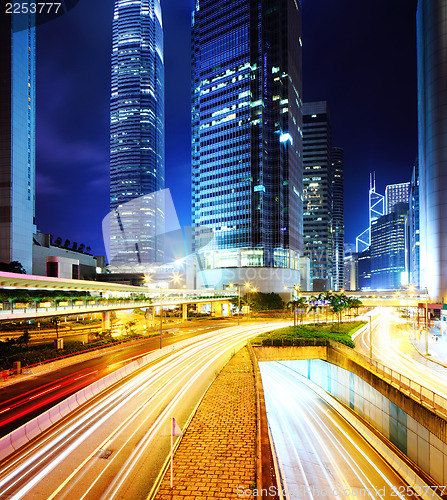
0,11,36,273
357,248,371,290
343,251,358,291
356,173,384,253
418,0,447,300
332,146,344,291
385,182,410,215
109,0,165,269
191,0,303,292
302,101,333,292
409,161,420,288
370,202,408,290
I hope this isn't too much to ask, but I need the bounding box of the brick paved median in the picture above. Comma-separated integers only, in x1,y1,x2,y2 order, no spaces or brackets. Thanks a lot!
155,347,256,499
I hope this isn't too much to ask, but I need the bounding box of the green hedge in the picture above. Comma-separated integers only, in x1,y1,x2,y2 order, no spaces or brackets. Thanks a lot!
252,321,367,349
0,335,145,370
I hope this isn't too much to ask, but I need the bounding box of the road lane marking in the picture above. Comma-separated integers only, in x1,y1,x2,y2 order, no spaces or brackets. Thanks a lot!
28,386,61,400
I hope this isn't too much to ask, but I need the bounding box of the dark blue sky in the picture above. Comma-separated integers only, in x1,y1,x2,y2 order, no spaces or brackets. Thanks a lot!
36,0,418,257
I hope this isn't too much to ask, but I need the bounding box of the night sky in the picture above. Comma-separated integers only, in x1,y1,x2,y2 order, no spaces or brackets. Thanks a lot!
35,0,418,258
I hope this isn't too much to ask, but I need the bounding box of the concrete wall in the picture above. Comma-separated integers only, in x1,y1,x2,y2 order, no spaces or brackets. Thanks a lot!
254,346,447,487
282,358,447,486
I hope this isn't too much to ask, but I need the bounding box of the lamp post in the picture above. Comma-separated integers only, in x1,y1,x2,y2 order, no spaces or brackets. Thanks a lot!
145,273,182,349
284,284,300,325
228,283,242,325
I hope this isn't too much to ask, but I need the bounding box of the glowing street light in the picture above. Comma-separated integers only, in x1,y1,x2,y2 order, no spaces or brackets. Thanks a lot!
229,283,242,325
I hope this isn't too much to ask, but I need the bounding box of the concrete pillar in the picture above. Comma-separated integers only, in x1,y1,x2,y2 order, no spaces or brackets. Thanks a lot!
222,301,230,316
211,302,216,317
182,303,188,321
102,311,110,331
150,307,156,327
215,302,223,316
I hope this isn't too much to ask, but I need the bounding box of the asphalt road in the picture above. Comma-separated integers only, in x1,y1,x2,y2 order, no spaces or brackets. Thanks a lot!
0,322,289,500
354,308,447,400
0,321,231,437
259,361,411,500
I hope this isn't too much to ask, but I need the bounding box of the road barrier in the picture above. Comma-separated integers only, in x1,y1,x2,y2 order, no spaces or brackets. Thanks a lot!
328,340,447,420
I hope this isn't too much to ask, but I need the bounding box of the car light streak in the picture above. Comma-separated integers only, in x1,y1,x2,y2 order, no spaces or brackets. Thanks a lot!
50,329,253,500
0,344,160,428
357,309,447,399
0,323,288,500
102,332,256,499
73,371,99,381
28,386,61,400
260,361,409,499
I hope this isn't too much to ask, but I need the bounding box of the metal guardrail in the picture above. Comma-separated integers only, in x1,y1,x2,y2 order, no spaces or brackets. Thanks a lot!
328,340,447,420
252,338,447,420
0,293,236,318
252,338,331,347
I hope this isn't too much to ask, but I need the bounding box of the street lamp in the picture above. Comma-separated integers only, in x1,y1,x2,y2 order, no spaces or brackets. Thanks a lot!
284,284,300,325
229,283,242,325
145,272,180,349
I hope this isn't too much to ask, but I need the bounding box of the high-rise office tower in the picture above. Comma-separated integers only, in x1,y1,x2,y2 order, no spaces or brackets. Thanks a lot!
302,101,332,291
385,182,410,215
370,203,408,290
0,11,36,274
191,0,303,292
356,173,384,253
409,161,420,288
418,0,447,300
332,146,344,291
109,0,165,268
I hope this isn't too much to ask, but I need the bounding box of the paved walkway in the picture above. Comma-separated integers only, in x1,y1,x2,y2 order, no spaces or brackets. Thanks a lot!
155,347,256,499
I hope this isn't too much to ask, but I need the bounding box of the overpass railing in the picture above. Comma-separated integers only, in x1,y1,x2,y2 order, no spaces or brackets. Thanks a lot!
328,340,447,420
0,292,235,317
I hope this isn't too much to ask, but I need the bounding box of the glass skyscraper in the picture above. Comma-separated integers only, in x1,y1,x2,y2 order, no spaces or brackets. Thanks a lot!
332,146,344,291
417,0,447,300
385,182,410,215
0,10,36,273
409,161,420,288
109,0,164,269
370,203,408,290
302,102,333,292
191,0,303,292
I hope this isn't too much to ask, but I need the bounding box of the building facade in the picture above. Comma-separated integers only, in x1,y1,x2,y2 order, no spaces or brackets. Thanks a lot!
370,203,408,290
302,101,332,291
343,251,358,291
0,10,36,273
385,182,410,215
409,161,420,288
418,0,447,300
332,146,344,290
191,0,303,292
109,0,165,269
357,248,371,290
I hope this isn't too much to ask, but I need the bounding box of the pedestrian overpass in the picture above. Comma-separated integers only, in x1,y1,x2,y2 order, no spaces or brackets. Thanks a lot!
0,272,236,325
300,290,429,308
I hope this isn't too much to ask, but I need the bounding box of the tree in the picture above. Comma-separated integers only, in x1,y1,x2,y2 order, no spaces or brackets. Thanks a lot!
308,295,319,325
288,296,308,325
124,320,137,336
18,329,31,350
318,291,333,323
50,316,61,338
245,292,284,312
